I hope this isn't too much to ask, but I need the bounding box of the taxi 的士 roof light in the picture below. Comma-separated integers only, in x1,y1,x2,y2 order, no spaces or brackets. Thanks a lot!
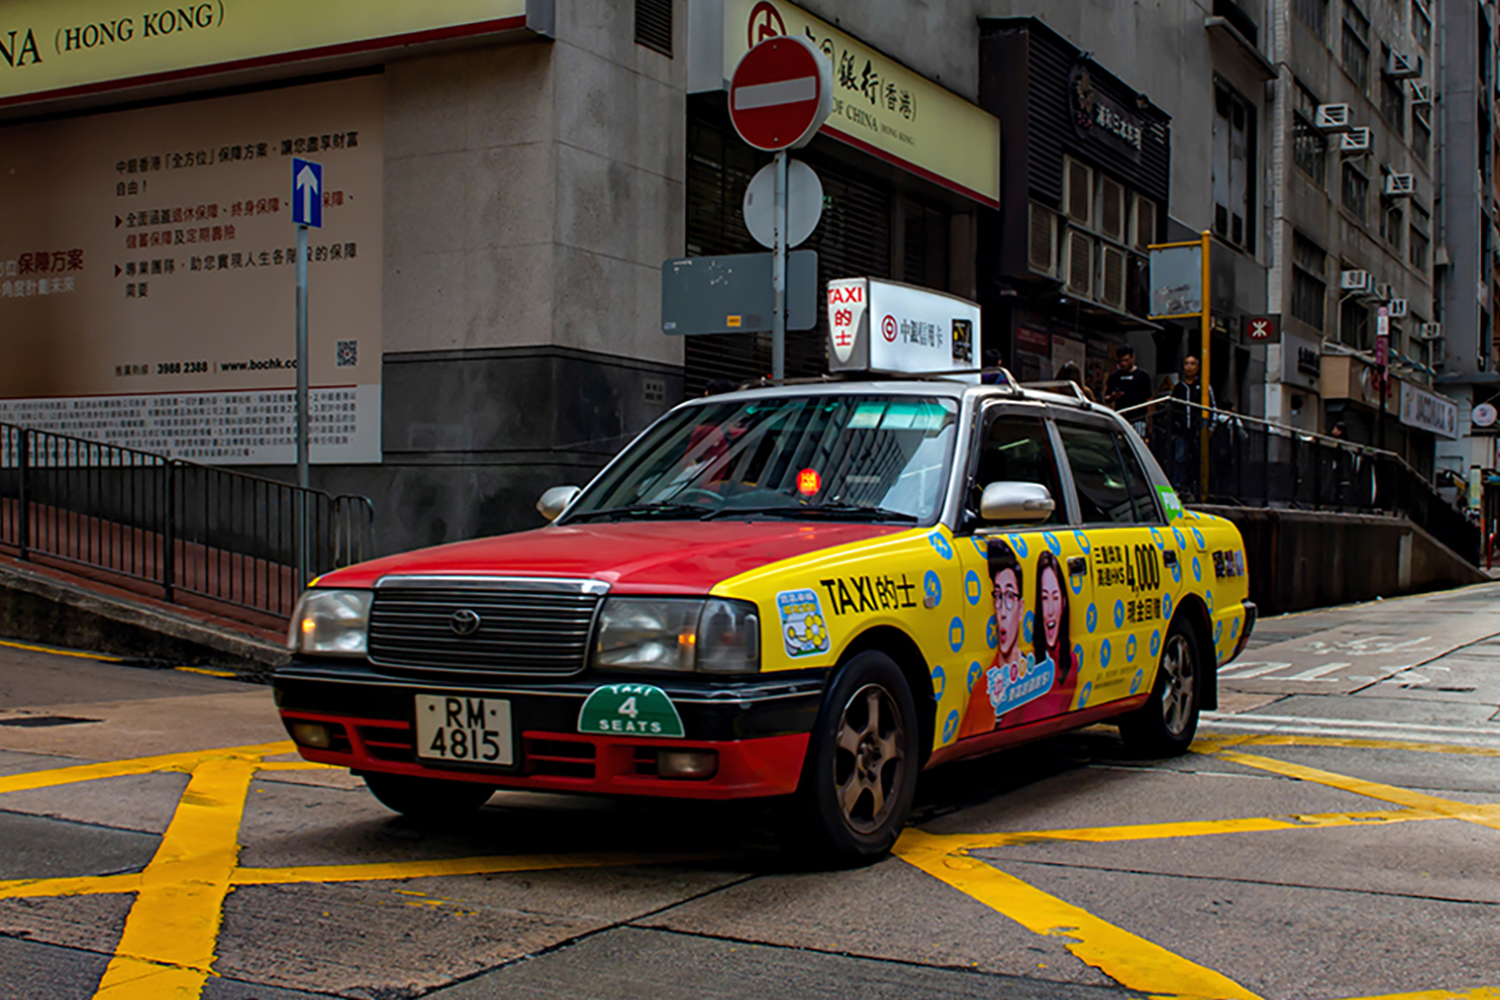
594,598,760,674
288,589,373,656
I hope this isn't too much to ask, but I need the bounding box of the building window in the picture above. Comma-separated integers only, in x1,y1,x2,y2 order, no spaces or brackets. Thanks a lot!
1380,47,1406,136
1292,233,1328,330
1293,84,1328,186
634,0,673,57
1212,81,1256,250
1295,0,1330,37
1342,1,1371,88
1341,296,1371,350
1412,0,1432,53
1381,202,1404,253
1410,202,1430,270
1413,110,1432,163
1342,161,1369,220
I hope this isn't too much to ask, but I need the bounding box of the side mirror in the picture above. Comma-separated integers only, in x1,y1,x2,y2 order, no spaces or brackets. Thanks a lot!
536,485,581,522
980,482,1055,523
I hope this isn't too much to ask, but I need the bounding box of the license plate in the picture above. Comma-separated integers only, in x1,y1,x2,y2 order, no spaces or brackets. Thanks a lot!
414,694,513,766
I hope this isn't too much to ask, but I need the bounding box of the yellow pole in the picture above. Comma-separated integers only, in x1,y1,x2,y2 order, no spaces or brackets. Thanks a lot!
1199,231,1212,497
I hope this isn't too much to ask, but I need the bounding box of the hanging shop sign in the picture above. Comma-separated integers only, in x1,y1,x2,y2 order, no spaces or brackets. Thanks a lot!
1068,63,1145,162
1277,329,1322,392
697,0,1001,208
1399,382,1460,440
0,0,533,109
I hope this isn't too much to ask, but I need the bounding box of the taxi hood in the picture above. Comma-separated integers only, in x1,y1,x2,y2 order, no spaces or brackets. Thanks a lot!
315,521,911,595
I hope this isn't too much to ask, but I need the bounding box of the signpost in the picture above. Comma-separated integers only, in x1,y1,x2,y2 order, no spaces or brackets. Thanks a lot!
728,36,831,380
291,157,321,588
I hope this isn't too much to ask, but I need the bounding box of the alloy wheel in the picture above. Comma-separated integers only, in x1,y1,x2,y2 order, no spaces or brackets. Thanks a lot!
1160,633,1196,736
832,683,907,835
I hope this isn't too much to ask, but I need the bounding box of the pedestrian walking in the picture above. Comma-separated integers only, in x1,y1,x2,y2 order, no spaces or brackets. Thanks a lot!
1104,345,1153,435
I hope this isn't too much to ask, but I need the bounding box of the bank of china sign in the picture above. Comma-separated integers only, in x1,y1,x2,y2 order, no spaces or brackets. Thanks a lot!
0,0,529,107
713,0,1001,209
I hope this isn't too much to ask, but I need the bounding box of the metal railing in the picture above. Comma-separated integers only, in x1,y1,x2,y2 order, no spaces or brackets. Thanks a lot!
1119,397,1480,565
0,423,374,622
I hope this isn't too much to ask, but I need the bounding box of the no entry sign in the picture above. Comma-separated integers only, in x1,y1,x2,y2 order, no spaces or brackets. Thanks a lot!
729,35,832,151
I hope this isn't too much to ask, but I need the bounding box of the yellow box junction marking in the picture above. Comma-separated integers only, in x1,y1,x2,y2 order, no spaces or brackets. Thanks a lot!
0,735,1493,999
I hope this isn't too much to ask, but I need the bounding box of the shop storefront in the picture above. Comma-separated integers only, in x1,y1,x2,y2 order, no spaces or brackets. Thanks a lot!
1320,354,1451,475
682,0,1001,390
977,18,1171,395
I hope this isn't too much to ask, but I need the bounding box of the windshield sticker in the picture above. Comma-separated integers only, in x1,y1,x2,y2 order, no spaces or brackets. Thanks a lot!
1157,485,1185,520
578,684,684,738
848,402,886,429
777,590,831,658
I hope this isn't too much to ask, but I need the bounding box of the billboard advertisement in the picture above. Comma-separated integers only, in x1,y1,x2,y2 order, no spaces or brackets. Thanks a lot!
0,74,383,463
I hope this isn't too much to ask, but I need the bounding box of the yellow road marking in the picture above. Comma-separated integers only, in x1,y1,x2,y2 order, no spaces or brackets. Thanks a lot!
232,851,722,886
917,807,1440,852
1199,732,1500,758
254,761,335,771
0,742,294,795
0,637,121,662
1336,990,1500,1000
1218,751,1500,833
896,829,1263,1000
94,757,255,999
0,873,142,900
173,666,237,679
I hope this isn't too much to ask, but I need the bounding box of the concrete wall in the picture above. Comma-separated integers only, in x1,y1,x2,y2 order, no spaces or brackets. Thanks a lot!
1198,504,1486,614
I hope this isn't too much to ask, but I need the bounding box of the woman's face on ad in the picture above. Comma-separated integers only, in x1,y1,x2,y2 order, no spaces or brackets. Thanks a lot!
1040,566,1063,649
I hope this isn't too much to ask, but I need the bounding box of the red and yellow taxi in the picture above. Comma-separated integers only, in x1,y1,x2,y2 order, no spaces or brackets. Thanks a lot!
276,379,1255,861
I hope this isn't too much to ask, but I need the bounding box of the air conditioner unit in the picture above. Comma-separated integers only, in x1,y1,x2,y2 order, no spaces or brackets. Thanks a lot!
1099,245,1128,310
1386,52,1422,79
1388,298,1410,317
1099,176,1127,243
1028,204,1060,277
1340,127,1372,153
1132,194,1158,252
1385,172,1416,196
1316,103,1353,131
1410,82,1433,106
1341,269,1373,292
1064,229,1094,298
1415,321,1443,340
1064,158,1094,228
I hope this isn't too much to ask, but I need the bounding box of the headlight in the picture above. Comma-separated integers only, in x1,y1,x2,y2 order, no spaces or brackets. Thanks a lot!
288,589,372,656
595,598,759,673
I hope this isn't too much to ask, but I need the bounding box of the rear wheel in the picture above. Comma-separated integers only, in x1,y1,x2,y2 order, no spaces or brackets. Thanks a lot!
1119,619,1202,757
795,651,920,865
363,772,494,819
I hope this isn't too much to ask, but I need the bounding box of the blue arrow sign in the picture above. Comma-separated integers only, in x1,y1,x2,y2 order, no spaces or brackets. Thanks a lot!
292,158,322,228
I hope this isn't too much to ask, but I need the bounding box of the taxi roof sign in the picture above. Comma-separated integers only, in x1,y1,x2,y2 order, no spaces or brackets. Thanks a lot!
827,278,982,382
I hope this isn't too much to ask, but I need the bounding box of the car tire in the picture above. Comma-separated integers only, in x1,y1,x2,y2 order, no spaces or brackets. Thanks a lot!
363,772,494,819
1119,617,1202,757
795,650,920,866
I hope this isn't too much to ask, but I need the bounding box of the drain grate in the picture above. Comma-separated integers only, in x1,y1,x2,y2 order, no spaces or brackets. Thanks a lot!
0,715,101,728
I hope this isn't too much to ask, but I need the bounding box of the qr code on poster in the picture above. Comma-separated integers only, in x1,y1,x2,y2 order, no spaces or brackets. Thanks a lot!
336,340,357,367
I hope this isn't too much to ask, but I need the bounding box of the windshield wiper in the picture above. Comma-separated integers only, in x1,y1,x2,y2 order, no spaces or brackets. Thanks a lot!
566,503,713,522
701,503,918,523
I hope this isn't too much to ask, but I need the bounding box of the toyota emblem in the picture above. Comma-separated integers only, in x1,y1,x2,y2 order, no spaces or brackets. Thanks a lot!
450,609,482,637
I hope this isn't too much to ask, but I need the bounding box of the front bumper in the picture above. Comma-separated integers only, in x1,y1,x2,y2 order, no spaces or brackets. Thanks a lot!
273,660,824,800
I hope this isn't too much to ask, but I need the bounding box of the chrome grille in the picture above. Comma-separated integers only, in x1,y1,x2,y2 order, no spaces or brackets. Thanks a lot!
366,577,606,675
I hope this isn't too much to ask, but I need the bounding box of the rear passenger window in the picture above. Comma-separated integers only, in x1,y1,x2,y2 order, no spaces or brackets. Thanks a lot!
971,414,1064,526
1057,422,1156,524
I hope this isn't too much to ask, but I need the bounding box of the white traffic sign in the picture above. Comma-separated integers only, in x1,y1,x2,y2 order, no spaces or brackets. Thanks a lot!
292,157,322,229
729,36,832,152
1473,402,1498,429
743,159,822,249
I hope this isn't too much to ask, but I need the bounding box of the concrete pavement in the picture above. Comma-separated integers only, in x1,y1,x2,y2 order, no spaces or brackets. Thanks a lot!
0,585,1496,999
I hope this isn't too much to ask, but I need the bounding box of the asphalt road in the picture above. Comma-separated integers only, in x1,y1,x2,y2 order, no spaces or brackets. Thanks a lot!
1,584,1498,1000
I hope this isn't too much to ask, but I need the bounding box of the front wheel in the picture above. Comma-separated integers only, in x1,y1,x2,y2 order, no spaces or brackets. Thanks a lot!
795,651,920,865
1118,619,1202,757
363,772,494,820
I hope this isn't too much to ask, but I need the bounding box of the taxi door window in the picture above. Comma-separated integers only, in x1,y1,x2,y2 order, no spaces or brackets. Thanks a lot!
1057,422,1144,525
969,414,1065,528
1113,432,1163,524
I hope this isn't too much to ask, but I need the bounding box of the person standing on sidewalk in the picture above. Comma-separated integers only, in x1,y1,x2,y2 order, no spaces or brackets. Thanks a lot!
1170,355,1215,498
1105,345,1153,435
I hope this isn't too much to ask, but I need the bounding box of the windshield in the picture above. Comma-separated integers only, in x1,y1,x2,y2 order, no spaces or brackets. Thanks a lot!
563,394,961,524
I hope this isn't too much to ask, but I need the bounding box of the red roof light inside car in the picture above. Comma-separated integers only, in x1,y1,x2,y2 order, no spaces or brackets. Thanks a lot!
797,468,821,496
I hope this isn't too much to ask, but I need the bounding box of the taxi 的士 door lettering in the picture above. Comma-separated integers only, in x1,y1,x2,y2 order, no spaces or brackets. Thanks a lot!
818,574,919,616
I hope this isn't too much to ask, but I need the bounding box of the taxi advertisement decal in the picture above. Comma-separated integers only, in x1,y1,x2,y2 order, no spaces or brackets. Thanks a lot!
777,589,831,658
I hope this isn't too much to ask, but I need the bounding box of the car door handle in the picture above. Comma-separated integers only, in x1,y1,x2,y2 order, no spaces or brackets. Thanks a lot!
1163,550,1178,567
1068,556,1088,575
